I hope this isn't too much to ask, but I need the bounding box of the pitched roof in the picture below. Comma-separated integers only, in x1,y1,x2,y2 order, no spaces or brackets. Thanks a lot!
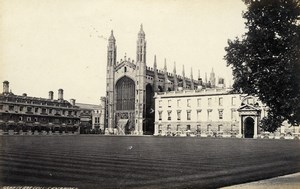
76,103,101,110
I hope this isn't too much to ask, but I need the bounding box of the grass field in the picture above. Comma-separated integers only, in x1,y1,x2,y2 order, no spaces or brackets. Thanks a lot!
0,136,300,189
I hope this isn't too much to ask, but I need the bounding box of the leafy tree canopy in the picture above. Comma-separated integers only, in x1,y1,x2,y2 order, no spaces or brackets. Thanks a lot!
224,0,300,132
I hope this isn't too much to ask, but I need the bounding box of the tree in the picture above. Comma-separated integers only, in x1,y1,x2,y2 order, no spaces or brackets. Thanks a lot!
224,0,300,132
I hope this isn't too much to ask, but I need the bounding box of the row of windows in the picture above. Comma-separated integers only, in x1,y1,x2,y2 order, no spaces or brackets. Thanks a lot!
158,109,237,121
158,124,237,132
3,115,79,124
2,98,71,107
18,116,76,124
159,96,237,108
1,105,78,116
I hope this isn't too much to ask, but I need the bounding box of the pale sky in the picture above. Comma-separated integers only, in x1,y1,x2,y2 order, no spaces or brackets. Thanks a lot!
0,0,246,104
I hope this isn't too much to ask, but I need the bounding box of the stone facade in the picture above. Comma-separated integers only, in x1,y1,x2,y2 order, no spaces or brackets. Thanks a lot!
153,88,300,139
105,25,217,135
76,100,105,134
0,81,81,135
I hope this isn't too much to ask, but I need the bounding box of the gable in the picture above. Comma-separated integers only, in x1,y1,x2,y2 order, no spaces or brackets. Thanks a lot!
115,60,136,72
238,104,261,112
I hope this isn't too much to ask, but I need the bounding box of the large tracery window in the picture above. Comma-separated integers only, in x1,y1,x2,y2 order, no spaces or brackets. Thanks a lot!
116,77,135,110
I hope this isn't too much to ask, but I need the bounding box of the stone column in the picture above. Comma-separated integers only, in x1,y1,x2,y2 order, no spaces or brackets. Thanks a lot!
154,123,158,136
237,115,243,138
254,116,258,138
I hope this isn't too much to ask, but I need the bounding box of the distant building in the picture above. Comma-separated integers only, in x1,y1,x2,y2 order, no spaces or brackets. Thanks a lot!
0,81,81,135
76,101,105,134
154,88,299,139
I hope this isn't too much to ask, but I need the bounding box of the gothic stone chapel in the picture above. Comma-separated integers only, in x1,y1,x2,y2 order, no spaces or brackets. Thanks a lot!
105,25,199,135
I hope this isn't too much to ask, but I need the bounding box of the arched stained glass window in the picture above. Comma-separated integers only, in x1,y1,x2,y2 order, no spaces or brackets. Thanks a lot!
116,77,135,110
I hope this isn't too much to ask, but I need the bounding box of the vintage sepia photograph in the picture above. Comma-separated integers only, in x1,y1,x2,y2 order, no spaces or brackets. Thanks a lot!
0,0,300,188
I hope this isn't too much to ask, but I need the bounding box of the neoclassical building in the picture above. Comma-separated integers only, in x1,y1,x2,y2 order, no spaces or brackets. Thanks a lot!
105,25,217,135
154,88,267,138
154,88,299,138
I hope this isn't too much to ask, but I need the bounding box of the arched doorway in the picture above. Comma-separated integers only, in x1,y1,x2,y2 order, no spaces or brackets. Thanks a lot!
115,76,135,134
244,117,254,138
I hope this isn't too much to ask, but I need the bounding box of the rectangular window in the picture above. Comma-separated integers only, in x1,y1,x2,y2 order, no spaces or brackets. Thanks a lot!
187,99,191,107
207,124,211,132
219,97,223,106
35,107,39,113
187,111,191,120
0,105,3,110
167,125,171,131
197,98,201,107
9,105,14,111
159,111,162,121
167,111,171,120
95,117,97,123
186,125,191,131
177,99,181,108
197,111,201,121
20,106,24,111
19,116,23,121
42,108,47,114
232,97,236,106
219,110,223,120
158,125,162,133
177,111,181,120
159,100,162,108
168,100,171,107
197,125,201,133
207,110,212,121
208,98,212,106
49,109,52,114
27,107,32,112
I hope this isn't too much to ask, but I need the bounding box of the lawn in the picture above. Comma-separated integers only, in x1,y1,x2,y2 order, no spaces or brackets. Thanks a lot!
0,136,300,189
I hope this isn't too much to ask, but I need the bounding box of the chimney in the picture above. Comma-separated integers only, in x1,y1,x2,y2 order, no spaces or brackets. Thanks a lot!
49,91,54,100
22,93,27,97
58,89,64,100
3,81,9,93
70,99,76,106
